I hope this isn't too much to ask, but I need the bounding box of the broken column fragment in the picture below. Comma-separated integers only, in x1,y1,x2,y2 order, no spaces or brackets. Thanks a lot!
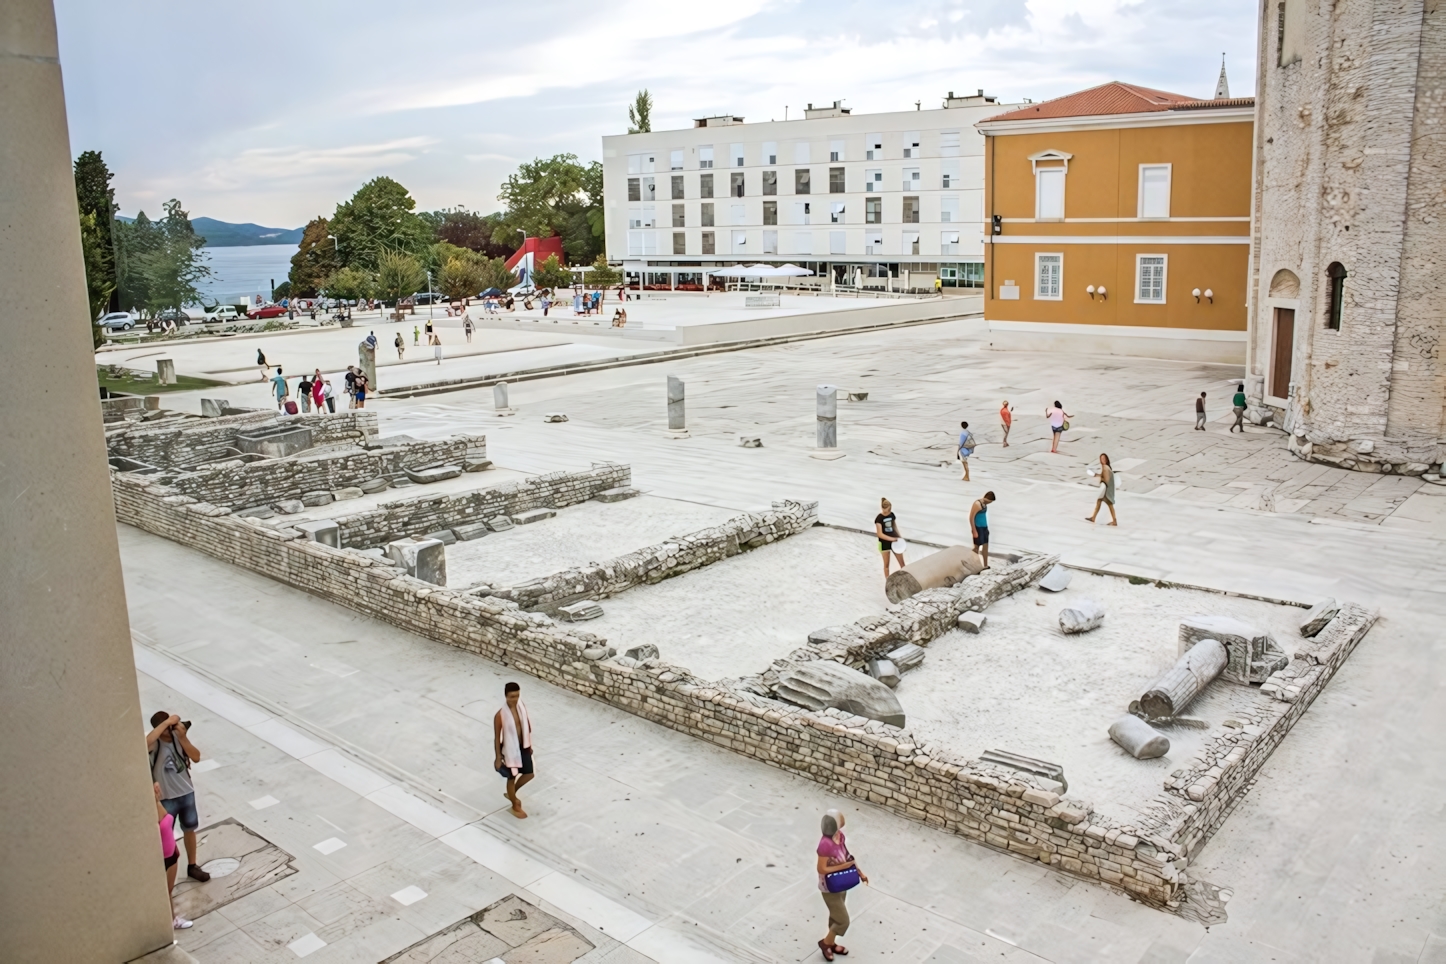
884,545,985,604
1059,598,1105,634
1139,638,1227,721
775,661,905,727
1179,614,1289,683
1109,714,1171,759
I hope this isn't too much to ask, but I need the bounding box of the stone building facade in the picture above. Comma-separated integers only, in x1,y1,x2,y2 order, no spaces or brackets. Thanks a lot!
1247,0,1445,474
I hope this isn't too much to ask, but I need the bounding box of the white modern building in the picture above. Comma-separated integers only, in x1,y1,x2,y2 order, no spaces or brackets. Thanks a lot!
600,93,1024,288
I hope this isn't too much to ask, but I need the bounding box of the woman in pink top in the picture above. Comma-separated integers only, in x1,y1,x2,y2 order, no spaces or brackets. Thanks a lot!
1045,400,1073,454
311,370,325,412
156,783,192,929
816,809,866,960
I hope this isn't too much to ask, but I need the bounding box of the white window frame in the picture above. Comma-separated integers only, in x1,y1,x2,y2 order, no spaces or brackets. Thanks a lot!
939,130,961,157
793,141,811,164
1035,252,1063,301
864,230,884,255
669,149,683,171
829,230,846,255
627,153,643,175
763,229,779,255
1135,254,1168,303
940,195,959,223
762,141,777,165
1137,164,1172,219
940,160,960,189
940,231,961,255
731,143,745,168
829,201,846,224
793,231,812,255
865,133,882,160
903,131,920,158
698,145,714,169
732,230,748,254
864,169,883,193
1035,168,1065,220
902,167,921,192
902,229,920,255
731,202,746,225
829,139,844,162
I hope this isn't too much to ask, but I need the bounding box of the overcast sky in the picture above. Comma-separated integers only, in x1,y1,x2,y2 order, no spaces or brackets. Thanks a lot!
55,0,1259,229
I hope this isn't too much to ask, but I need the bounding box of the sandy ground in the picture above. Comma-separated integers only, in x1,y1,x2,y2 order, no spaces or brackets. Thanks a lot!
583,526,893,681
447,494,740,588
901,571,1308,819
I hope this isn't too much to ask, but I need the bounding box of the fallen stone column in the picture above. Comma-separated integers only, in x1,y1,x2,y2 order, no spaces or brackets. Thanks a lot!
1139,638,1227,720
1059,598,1105,634
884,545,984,604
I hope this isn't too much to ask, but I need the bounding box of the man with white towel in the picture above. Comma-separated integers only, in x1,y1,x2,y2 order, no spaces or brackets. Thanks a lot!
493,681,536,819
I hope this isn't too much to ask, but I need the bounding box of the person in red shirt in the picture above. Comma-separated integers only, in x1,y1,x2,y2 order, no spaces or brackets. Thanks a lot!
999,400,1014,447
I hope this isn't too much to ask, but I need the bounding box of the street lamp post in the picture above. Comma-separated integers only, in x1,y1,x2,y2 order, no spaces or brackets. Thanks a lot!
426,270,433,320
517,229,528,288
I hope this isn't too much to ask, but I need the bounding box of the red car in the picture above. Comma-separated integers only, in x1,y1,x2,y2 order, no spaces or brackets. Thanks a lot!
247,304,289,319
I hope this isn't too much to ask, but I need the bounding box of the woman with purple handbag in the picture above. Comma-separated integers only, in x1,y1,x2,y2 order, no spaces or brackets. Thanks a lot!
816,809,867,960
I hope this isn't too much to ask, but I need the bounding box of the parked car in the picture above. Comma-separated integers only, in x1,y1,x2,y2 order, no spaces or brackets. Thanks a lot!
204,305,241,323
246,304,289,320
98,311,136,331
155,308,192,326
410,291,446,305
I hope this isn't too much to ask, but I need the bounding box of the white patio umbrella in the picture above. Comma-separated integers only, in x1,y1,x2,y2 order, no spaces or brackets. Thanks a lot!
773,264,814,276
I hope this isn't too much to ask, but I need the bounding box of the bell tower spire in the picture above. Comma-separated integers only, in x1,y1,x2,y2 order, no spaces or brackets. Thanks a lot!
1214,53,1230,99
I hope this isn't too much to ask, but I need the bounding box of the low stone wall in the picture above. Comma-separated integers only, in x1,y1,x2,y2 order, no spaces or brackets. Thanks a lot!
331,465,631,548
482,501,818,611
107,411,378,469
802,555,1056,668
113,473,1186,906
169,435,482,508
1162,604,1376,860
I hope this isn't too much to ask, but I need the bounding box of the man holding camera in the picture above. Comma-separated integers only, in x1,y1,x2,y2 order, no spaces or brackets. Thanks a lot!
146,711,210,882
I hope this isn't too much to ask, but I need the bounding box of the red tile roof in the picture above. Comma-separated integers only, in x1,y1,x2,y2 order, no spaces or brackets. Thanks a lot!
984,82,1253,123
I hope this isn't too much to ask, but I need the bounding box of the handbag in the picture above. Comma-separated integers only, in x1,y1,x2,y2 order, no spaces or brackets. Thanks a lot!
825,866,860,893
1062,420,1070,431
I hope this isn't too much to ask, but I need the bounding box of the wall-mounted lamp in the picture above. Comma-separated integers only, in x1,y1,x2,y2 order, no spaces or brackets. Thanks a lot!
1192,287,1201,302
1096,285,1107,301
1086,284,1096,298
1204,288,1213,303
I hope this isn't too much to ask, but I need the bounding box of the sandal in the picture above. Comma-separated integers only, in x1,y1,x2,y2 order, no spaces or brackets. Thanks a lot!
833,945,849,956
819,938,835,961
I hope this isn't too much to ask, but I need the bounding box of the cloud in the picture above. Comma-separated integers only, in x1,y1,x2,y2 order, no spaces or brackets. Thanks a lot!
54,0,1258,226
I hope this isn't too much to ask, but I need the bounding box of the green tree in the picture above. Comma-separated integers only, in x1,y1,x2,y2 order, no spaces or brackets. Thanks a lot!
78,211,114,345
289,217,339,296
114,199,210,315
329,177,432,271
74,150,119,328
628,89,653,134
498,155,604,265
533,253,573,290
326,266,374,302
437,256,484,302
586,253,621,287
479,257,517,293
432,207,514,258
271,280,292,301
374,249,426,305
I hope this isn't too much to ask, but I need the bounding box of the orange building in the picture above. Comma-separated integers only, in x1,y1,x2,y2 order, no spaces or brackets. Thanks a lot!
976,81,1254,362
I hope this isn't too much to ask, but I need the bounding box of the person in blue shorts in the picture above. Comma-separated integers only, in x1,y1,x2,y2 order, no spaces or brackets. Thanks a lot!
969,490,995,569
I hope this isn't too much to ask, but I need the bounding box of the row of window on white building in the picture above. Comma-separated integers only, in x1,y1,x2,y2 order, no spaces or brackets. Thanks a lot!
626,132,964,174
626,229,974,258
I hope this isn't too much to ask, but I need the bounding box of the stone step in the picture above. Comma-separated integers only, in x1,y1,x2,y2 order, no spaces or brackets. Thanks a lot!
557,601,604,622
593,486,640,503
404,464,462,484
511,508,556,525
452,523,490,542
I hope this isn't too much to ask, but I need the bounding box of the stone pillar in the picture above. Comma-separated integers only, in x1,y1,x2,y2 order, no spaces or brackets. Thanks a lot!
810,384,844,459
358,341,376,393
666,375,686,431
494,381,509,411
156,358,175,385
1,2,180,960
816,384,838,447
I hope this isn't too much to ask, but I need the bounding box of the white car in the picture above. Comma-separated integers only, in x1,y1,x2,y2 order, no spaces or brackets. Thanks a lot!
98,311,137,331
204,305,241,322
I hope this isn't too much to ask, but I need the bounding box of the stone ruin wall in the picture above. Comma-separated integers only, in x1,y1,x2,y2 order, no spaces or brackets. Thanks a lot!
331,465,632,549
167,436,485,509
113,468,1372,908
481,501,819,611
107,411,379,470
1251,0,1445,473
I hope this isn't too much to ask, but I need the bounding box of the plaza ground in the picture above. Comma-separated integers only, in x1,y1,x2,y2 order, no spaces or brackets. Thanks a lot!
123,316,1446,962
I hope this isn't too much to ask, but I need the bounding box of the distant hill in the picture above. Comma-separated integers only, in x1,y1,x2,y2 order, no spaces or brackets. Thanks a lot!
113,214,302,247
191,217,304,247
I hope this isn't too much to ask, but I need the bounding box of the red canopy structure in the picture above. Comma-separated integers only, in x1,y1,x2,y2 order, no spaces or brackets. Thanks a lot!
505,236,565,287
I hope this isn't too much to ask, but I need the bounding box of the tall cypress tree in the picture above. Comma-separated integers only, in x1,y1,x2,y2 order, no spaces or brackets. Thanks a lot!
74,150,118,317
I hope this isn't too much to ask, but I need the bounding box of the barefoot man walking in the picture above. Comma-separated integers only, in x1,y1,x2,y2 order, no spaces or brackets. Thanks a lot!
493,682,535,818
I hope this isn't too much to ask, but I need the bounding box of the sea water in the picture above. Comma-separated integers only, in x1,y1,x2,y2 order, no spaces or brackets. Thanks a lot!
194,244,296,306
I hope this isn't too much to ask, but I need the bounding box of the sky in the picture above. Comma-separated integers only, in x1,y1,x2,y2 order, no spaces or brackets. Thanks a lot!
55,0,1260,230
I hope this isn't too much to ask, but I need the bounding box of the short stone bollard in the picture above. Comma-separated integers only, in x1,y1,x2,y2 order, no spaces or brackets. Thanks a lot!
156,359,176,386
387,538,446,586
358,341,376,392
493,382,515,415
666,375,687,435
294,519,340,548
